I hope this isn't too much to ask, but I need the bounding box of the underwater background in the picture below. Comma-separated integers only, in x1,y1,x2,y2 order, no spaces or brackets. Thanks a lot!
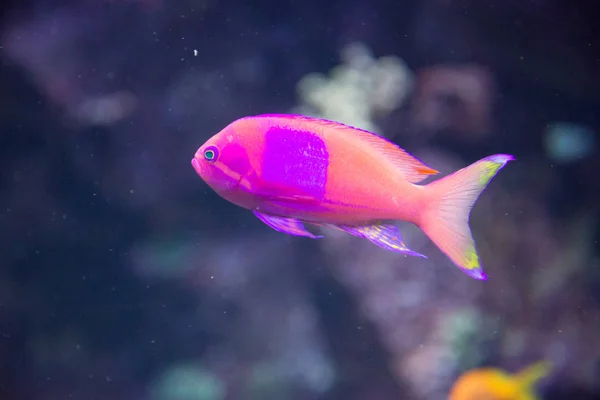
1,0,599,399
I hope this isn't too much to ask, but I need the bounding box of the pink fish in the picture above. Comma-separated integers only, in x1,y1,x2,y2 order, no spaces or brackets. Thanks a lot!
191,114,514,280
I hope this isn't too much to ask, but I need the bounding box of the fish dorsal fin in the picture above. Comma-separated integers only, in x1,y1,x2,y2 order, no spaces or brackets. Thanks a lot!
254,114,439,183
285,115,438,183
352,130,439,183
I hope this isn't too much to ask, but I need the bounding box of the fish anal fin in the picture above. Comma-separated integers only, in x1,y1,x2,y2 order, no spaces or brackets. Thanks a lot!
337,223,426,258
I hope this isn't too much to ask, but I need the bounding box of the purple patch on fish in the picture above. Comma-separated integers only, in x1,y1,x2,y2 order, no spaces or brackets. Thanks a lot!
262,127,329,199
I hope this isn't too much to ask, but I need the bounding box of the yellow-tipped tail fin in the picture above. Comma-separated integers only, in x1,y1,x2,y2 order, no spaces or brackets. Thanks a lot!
419,154,514,280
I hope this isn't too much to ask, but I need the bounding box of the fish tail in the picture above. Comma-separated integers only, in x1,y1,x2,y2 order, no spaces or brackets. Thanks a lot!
514,360,552,397
418,154,514,280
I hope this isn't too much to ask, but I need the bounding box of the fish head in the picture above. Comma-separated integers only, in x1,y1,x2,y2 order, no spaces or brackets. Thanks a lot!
191,125,255,201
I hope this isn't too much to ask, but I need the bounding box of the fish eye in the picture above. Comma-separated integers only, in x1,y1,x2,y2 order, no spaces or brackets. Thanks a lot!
204,146,219,162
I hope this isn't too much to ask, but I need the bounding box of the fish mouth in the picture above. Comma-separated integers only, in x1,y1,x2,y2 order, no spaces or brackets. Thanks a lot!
191,158,202,176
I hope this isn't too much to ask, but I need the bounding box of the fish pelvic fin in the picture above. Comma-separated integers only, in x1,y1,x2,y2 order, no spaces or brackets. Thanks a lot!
418,154,514,280
254,211,324,238
513,360,551,398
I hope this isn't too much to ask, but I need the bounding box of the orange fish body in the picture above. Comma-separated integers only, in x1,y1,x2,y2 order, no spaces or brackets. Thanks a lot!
449,361,551,400
191,114,514,279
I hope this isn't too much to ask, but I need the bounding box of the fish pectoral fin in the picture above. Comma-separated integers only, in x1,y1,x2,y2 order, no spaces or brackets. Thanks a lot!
263,194,320,205
252,179,322,206
337,223,426,258
254,211,323,239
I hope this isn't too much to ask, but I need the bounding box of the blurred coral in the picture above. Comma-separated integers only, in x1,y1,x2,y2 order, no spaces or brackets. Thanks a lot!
293,42,413,133
411,65,494,141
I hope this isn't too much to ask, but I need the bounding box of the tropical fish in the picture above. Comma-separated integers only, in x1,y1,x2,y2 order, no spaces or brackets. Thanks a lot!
191,114,514,280
448,360,551,400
